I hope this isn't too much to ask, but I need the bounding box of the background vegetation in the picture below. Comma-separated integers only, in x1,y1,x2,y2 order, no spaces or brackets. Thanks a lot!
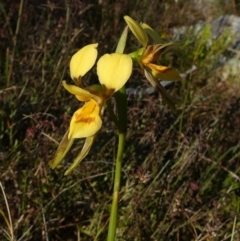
0,0,240,240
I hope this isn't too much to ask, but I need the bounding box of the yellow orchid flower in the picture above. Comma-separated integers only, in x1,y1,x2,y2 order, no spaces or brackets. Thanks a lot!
124,16,181,80
140,44,181,81
124,16,182,110
50,44,132,175
70,43,98,85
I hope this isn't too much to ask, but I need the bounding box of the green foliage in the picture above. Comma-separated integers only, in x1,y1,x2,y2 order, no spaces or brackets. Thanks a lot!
192,23,233,67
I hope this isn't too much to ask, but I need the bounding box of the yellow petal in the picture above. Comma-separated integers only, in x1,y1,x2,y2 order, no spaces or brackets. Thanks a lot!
144,69,180,111
69,99,102,139
97,53,132,95
151,43,181,59
64,135,96,175
148,63,181,81
141,23,162,43
124,16,148,48
142,44,181,64
49,129,74,169
70,43,98,80
62,81,101,103
141,45,156,64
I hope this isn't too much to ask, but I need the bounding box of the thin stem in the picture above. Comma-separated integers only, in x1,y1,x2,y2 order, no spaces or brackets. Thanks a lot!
106,99,120,128
107,132,125,241
107,87,127,241
107,26,128,240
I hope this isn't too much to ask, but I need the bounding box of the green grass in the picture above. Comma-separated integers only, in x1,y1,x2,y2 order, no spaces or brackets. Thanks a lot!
1,0,240,240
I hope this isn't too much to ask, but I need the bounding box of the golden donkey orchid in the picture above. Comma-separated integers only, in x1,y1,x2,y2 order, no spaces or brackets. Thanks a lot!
124,16,182,111
49,43,132,175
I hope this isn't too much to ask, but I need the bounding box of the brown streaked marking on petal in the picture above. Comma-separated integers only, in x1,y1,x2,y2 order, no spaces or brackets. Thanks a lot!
76,116,95,124
159,67,174,73
74,102,97,124
149,63,173,73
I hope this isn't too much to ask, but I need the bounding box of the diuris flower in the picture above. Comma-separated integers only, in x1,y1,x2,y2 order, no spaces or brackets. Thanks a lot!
124,16,181,111
50,43,132,175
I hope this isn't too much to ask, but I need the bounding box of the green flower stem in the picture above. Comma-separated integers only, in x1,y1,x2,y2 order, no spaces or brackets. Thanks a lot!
106,99,119,128
107,131,125,241
107,86,127,241
107,26,128,240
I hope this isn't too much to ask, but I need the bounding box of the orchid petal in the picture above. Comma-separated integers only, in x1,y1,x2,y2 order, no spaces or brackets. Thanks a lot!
144,69,181,111
151,42,181,57
141,23,162,43
69,99,102,139
116,26,128,53
49,130,74,169
148,63,181,81
62,81,101,103
70,43,98,80
124,16,148,48
64,135,96,175
97,53,132,95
